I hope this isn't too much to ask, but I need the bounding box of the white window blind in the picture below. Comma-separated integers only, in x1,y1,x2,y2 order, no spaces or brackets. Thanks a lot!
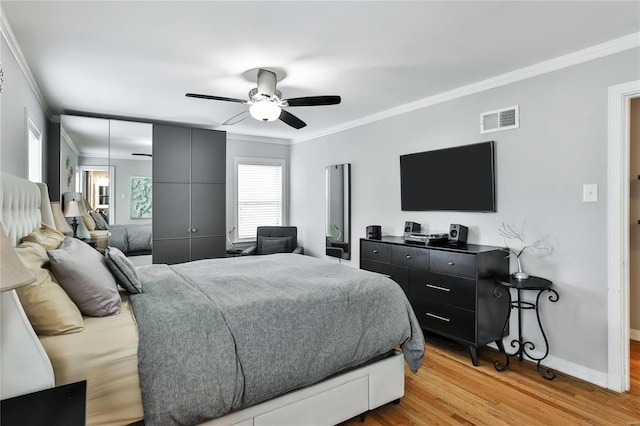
27,118,42,183
237,162,283,240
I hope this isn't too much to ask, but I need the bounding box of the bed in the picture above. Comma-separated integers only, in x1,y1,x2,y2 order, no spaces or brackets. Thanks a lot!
0,172,425,426
108,223,152,256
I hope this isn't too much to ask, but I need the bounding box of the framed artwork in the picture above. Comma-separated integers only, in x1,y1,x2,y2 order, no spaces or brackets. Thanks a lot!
131,176,152,219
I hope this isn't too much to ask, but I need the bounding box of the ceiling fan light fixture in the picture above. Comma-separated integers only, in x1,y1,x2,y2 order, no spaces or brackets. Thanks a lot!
249,100,281,122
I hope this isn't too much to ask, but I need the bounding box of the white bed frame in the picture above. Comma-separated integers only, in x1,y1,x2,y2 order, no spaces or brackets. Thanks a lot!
0,172,406,425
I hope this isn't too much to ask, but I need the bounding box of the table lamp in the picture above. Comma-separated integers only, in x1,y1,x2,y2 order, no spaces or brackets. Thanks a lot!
63,200,82,239
50,201,72,235
1,223,55,399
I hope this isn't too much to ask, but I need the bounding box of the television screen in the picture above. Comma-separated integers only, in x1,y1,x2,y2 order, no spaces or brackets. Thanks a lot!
400,141,496,212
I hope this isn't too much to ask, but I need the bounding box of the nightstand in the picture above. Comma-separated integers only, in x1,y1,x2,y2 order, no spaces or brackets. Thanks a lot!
0,380,86,425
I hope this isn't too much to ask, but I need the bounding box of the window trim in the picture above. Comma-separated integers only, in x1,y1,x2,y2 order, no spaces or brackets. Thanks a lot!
25,109,43,183
233,156,288,243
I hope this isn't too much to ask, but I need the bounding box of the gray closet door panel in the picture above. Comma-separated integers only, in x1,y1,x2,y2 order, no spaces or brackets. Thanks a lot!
191,183,225,236
153,183,190,239
153,124,191,183
191,236,226,261
153,238,190,265
191,128,226,184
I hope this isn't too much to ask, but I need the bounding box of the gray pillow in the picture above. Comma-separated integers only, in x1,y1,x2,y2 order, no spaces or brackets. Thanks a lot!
48,237,121,317
90,211,109,230
258,236,293,255
104,247,142,294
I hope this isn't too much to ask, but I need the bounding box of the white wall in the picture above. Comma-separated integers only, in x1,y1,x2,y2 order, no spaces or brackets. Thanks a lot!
0,37,48,179
290,48,640,380
630,99,640,335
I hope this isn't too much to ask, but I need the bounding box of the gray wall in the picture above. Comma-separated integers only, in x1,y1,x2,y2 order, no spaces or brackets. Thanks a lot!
59,135,78,194
290,48,640,377
631,99,640,333
1,37,48,180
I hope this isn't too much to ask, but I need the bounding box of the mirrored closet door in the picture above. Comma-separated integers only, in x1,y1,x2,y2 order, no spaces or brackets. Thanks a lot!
60,115,153,260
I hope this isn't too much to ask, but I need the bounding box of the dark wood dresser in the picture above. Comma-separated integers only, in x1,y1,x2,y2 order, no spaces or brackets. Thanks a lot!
360,237,510,365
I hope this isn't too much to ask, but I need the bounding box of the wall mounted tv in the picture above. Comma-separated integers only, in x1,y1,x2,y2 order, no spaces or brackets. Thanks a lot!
400,141,496,212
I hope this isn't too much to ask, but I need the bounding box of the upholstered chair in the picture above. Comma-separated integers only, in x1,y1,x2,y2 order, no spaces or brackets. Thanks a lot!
240,226,303,256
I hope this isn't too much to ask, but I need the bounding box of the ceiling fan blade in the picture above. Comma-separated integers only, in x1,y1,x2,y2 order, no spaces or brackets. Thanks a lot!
186,93,247,103
285,95,341,107
279,110,307,129
222,110,250,125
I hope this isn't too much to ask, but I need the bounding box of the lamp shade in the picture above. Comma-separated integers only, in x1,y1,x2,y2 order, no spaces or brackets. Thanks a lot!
0,224,36,292
63,200,82,218
50,202,72,234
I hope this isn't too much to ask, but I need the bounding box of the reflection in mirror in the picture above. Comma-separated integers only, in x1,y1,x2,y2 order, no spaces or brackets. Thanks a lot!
60,115,110,245
326,163,351,260
60,116,153,264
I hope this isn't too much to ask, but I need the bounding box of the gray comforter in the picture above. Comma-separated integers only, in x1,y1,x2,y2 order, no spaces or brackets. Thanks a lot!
131,254,425,425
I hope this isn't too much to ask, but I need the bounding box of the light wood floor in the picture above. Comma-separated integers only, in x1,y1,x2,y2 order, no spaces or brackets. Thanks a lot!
341,337,640,425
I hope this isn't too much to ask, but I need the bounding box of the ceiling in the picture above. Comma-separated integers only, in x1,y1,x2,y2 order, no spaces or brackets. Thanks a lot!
3,1,639,144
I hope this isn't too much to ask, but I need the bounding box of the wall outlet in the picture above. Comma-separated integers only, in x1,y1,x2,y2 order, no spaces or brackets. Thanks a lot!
583,184,598,202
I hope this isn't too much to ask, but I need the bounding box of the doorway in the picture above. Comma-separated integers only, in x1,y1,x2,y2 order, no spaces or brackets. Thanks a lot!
79,166,115,225
608,80,640,392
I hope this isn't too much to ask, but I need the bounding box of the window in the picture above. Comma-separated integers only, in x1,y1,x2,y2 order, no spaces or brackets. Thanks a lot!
27,116,42,182
234,157,286,241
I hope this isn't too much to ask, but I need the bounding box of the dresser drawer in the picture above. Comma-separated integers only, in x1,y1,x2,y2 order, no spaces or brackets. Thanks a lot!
360,260,409,294
411,297,475,343
430,251,476,279
361,240,392,263
410,271,476,311
392,244,429,269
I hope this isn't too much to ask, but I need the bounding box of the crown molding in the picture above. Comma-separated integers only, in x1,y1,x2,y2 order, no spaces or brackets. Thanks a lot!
226,132,291,145
292,32,640,145
60,127,79,156
0,7,51,119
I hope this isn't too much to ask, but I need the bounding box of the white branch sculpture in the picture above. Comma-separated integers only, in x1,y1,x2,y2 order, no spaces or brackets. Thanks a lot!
499,222,550,279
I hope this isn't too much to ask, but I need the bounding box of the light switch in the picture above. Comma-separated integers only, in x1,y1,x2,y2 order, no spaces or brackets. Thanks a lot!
121,194,126,200
583,184,598,202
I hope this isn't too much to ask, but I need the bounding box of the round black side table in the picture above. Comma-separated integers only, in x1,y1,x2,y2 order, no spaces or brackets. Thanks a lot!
493,274,559,380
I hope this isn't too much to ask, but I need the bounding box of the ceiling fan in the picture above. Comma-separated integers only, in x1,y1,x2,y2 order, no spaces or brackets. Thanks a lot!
186,68,341,129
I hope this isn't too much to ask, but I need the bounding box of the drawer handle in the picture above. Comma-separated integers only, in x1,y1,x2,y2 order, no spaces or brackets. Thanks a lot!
426,284,450,292
426,312,450,322
373,249,379,254
448,261,455,266
406,255,412,259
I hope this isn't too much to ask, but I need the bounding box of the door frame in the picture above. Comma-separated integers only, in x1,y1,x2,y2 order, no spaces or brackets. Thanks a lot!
607,79,639,392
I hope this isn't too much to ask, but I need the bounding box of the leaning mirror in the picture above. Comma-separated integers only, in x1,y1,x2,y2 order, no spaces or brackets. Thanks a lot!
325,163,351,260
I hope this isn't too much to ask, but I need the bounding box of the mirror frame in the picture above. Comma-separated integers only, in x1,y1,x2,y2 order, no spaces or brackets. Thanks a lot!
325,163,351,260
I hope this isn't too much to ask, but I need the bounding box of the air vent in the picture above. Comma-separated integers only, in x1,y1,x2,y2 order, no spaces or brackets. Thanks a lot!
480,105,519,134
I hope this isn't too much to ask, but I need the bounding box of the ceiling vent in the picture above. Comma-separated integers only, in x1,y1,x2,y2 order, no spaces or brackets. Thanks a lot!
480,105,519,134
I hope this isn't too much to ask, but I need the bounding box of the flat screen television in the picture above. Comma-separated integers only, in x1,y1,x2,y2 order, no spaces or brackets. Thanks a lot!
400,141,496,212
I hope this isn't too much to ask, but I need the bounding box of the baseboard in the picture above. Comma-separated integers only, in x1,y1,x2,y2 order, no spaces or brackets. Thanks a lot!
486,343,608,388
631,329,640,342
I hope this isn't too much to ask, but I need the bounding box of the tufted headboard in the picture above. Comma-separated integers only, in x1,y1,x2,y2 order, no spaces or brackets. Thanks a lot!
0,173,55,246
0,173,56,399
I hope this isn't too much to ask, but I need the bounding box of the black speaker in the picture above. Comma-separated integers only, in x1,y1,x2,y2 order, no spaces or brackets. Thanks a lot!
366,225,381,240
404,221,420,233
449,224,468,244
